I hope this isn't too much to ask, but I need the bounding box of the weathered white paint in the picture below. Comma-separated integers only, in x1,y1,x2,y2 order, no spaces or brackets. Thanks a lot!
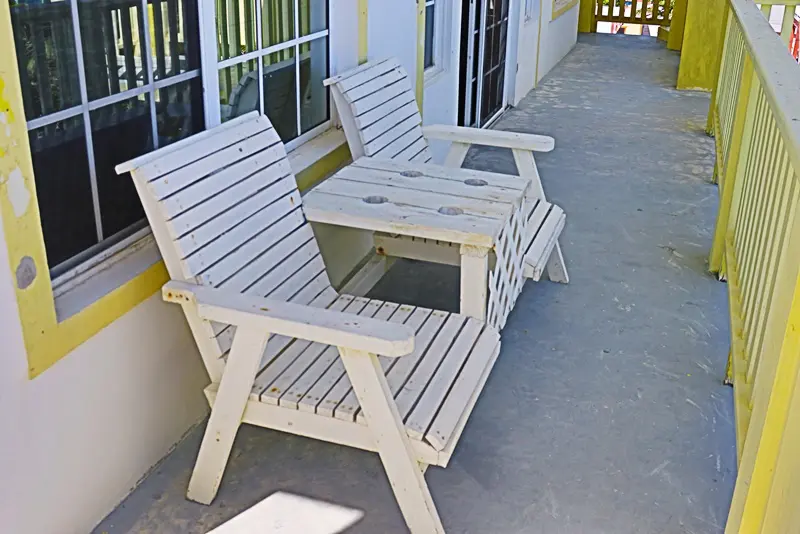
536,0,579,83
2,167,30,217
514,0,542,105
0,217,209,533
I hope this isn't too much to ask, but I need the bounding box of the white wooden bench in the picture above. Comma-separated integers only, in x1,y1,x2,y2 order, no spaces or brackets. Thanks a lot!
325,57,569,283
117,112,502,534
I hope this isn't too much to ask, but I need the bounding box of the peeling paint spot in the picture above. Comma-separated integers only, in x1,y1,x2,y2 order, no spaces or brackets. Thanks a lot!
15,256,36,289
0,112,10,138
2,167,31,217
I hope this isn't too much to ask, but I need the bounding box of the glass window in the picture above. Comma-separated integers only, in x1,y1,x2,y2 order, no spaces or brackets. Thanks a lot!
424,0,435,69
9,0,205,277
217,0,330,145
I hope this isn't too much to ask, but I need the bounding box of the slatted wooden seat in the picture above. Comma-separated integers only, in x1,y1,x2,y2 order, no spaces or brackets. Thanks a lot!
325,57,569,283
117,112,502,534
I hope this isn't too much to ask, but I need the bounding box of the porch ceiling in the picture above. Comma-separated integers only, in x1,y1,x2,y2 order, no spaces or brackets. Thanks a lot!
94,34,735,534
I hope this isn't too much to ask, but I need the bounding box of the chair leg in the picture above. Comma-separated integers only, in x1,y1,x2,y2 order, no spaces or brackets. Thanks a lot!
339,348,446,534
187,326,270,504
546,242,570,284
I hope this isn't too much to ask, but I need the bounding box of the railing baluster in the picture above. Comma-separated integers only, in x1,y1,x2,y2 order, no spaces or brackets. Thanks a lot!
120,7,139,90
152,0,168,79
167,0,181,75
780,4,795,45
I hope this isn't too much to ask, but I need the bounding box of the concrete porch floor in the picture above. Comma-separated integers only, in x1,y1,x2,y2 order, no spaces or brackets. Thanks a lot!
94,34,736,534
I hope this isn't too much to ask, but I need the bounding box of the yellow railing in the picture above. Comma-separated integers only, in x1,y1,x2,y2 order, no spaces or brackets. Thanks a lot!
593,0,672,25
708,0,800,531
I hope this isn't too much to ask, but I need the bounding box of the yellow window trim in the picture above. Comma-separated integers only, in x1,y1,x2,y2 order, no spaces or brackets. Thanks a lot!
0,3,351,379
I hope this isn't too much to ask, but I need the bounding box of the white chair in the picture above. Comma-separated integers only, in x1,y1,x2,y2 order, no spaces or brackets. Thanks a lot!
117,112,504,534
325,57,569,283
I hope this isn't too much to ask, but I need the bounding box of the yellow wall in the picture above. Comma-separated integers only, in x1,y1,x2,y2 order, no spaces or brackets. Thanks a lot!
578,0,595,33
676,0,726,90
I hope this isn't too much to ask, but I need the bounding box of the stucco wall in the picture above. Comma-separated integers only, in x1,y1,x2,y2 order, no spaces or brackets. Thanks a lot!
537,1,580,83
0,217,209,533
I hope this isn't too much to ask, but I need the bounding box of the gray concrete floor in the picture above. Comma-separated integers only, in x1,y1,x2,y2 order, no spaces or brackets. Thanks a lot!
94,35,736,534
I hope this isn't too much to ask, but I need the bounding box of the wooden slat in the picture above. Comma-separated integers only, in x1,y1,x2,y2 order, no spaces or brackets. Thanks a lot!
127,114,270,177
181,195,304,274
394,314,467,420
341,69,410,103
157,145,290,218
324,58,395,87
425,328,500,451
354,91,417,128
394,138,430,162
405,320,484,440
352,157,530,191
334,58,401,92
312,176,514,218
359,102,421,144
332,305,420,421
373,127,427,160
254,296,369,403
149,133,281,199
364,114,426,155
303,191,501,247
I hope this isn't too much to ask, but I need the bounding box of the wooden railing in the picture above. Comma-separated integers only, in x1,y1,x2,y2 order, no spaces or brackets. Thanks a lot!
708,0,800,532
593,0,672,25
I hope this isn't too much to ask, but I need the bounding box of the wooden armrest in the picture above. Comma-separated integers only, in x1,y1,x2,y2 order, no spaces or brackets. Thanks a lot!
422,125,555,152
163,281,414,357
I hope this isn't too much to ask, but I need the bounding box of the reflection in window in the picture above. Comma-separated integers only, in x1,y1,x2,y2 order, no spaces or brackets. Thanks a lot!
218,0,330,144
9,0,205,276
424,0,435,69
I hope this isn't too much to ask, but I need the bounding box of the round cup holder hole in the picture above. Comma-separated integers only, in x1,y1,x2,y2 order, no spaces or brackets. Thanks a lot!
400,170,423,178
465,178,488,187
438,206,464,216
363,195,389,205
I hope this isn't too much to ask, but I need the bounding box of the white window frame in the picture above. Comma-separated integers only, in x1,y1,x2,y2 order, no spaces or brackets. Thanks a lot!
424,0,451,85
15,0,202,285
200,0,331,153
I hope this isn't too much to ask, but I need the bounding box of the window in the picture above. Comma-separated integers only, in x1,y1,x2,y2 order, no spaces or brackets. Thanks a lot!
9,0,204,278
424,0,435,69
215,0,330,145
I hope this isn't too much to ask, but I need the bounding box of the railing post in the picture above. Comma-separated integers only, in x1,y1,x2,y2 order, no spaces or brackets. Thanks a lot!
709,54,755,274
578,0,596,32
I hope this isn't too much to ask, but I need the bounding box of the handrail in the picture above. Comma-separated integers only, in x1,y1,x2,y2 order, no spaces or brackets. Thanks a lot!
708,0,800,532
731,0,800,171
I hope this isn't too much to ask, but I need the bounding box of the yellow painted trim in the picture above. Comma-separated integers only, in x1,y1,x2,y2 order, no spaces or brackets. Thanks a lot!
1,4,170,378
416,0,425,113
295,142,352,193
534,1,544,86
358,0,368,64
552,0,579,21
578,0,595,32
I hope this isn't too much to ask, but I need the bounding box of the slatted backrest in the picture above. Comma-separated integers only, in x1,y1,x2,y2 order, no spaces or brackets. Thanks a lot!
325,58,433,163
117,112,337,364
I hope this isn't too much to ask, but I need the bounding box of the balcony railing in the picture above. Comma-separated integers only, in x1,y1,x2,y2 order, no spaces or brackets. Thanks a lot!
708,0,800,531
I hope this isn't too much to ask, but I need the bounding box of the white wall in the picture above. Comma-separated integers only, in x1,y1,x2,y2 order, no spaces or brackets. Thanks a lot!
0,218,209,533
536,2,579,83
514,0,542,105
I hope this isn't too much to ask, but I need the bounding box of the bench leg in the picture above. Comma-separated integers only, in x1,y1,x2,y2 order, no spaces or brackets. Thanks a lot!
339,348,446,534
187,326,270,504
545,242,569,284
460,245,489,321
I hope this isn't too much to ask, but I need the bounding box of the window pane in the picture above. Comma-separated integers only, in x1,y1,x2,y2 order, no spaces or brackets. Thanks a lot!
263,49,297,141
156,77,204,146
10,0,82,120
29,116,96,268
219,59,259,122
262,0,294,47
78,0,147,100
217,0,257,60
150,0,202,80
298,0,326,37
424,4,435,69
91,95,152,239
299,37,328,134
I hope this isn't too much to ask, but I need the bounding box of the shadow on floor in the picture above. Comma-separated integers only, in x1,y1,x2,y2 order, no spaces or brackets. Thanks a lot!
93,34,736,534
